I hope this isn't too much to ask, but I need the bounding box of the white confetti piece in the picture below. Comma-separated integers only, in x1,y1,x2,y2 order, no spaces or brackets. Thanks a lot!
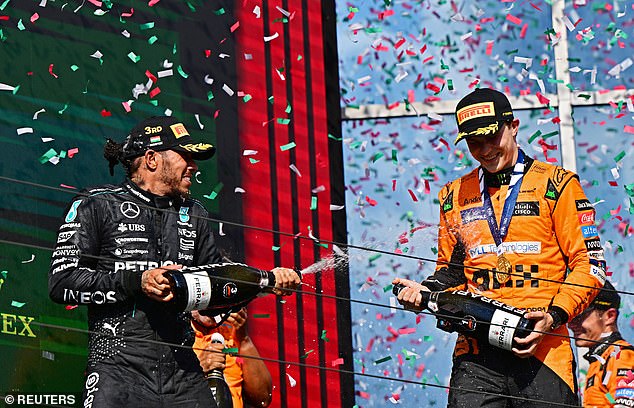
286,373,297,387
17,127,33,135
264,32,279,42
33,108,46,119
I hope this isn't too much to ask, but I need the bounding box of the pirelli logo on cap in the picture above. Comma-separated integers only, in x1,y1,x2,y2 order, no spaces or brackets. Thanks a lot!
170,123,190,139
456,102,495,125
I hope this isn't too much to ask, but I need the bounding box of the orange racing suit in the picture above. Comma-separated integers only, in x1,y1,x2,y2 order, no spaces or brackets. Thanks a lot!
583,332,634,408
423,153,605,404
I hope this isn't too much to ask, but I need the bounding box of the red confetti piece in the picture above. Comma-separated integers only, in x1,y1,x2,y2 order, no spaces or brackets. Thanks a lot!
65,305,78,310
506,14,522,25
0,16,9,21
485,41,493,55
392,180,397,191
101,109,111,117
48,64,58,79
415,363,425,378
394,38,406,49
624,125,634,134
407,189,418,202
420,44,427,54
398,327,416,335
145,70,157,83
149,87,161,98
535,92,550,105
230,21,239,32
520,23,528,39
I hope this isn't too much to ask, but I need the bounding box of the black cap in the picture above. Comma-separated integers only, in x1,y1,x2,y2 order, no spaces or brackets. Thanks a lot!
591,281,621,310
454,88,514,144
122,116,216,161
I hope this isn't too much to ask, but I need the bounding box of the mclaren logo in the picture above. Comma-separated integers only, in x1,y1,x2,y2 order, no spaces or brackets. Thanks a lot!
120,202,140,219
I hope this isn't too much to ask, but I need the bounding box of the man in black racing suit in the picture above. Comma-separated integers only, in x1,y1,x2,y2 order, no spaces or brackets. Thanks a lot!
49,116,300,407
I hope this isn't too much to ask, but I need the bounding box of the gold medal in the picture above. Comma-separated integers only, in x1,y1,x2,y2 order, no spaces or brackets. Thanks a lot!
496,253,512,284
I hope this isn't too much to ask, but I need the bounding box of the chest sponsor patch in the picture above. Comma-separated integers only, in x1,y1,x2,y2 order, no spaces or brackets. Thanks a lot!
576,199,592,211
615,387,634,399
617,368,633,377
589,265,606,285
442,190,454,212
585,238,603,251
578,211,595,225
468,241,542,258
581,225,598,238
460,207,487,224
513,201,539,216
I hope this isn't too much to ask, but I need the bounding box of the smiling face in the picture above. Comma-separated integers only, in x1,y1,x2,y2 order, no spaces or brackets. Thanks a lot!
156,150,198,198
465,119,520,173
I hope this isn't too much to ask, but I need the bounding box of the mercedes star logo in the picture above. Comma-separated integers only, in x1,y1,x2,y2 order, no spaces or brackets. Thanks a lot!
120,201,140,219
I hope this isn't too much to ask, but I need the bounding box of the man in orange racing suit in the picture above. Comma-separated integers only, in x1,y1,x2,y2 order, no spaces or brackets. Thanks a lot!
570,281,634,408
393,88,605,407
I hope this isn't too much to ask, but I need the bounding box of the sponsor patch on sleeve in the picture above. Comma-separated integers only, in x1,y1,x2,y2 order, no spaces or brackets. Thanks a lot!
581,225,599,238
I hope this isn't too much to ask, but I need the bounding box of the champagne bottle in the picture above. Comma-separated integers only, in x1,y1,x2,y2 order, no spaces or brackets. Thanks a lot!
393,285,534,351
165,262,277,312
206,332,234,408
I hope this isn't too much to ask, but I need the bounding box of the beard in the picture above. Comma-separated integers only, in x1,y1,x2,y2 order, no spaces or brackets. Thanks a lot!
158,160,190,199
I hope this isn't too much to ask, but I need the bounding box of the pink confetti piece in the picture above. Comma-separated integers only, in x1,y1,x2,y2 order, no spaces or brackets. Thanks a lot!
331,357,344,366
60,184,77,189
65,305,78,310
30,13,39,23
230,21,239,32
87,0,102,6
122,101,131,112
67,148,79,158
624,125,634,134
148,0,160,6
398,327,416,335
121,8,134,18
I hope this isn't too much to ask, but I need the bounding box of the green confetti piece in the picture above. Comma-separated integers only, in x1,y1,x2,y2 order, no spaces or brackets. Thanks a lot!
310,196,317,210
614,150,626,163
140,22,155,30
12,85,20,95
447,79,454,90
0,0,9,11
203,191,218,200
58,103,68,114
242,94,252,103
207,90,214,101
39,149,57,164
0,28,6,42
383,284,393,293
268,96,274,104
606,393,616,404
328,133,342,141
248,158,259,164
252,314,270,318
285,103,292,114
431,247,438,255
297,54,303,61
346,104,360,109
222,347,238,354
148,35,158,45
173,43,177,54
318,243,328,249
541,131,558,140
424,335,433,341
370,152,384,163
277,118,291,125
368,254,381,263
272,246,281,251
321,330,329,342
300,349,314,359
11,300,25,308
391,149,398,164
70,65,79,71
149,100,158,106
279,142,296,151
0,271,7,279
59,150,67,159
177,65,189,78
214,7,226,15
374,356,392,365
528,130,542,144
127,52,141,63
17,19,25,31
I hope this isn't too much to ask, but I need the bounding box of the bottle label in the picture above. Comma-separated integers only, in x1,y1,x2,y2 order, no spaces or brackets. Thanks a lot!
488,310,521,350
183,271,212,312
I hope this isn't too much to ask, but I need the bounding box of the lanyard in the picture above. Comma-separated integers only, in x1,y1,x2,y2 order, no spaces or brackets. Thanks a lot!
478,149,525,249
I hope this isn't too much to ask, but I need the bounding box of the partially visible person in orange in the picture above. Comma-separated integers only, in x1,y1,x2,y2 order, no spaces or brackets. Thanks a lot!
193,307,272,408
569,281,634,408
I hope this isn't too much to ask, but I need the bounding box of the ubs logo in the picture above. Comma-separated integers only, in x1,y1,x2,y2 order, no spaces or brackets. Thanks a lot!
120,202,140,219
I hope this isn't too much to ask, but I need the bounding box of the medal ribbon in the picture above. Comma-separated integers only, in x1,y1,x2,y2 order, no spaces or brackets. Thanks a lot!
478,149,525,250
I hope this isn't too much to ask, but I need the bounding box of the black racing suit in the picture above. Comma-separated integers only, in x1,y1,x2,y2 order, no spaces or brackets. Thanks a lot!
49,179,222,407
